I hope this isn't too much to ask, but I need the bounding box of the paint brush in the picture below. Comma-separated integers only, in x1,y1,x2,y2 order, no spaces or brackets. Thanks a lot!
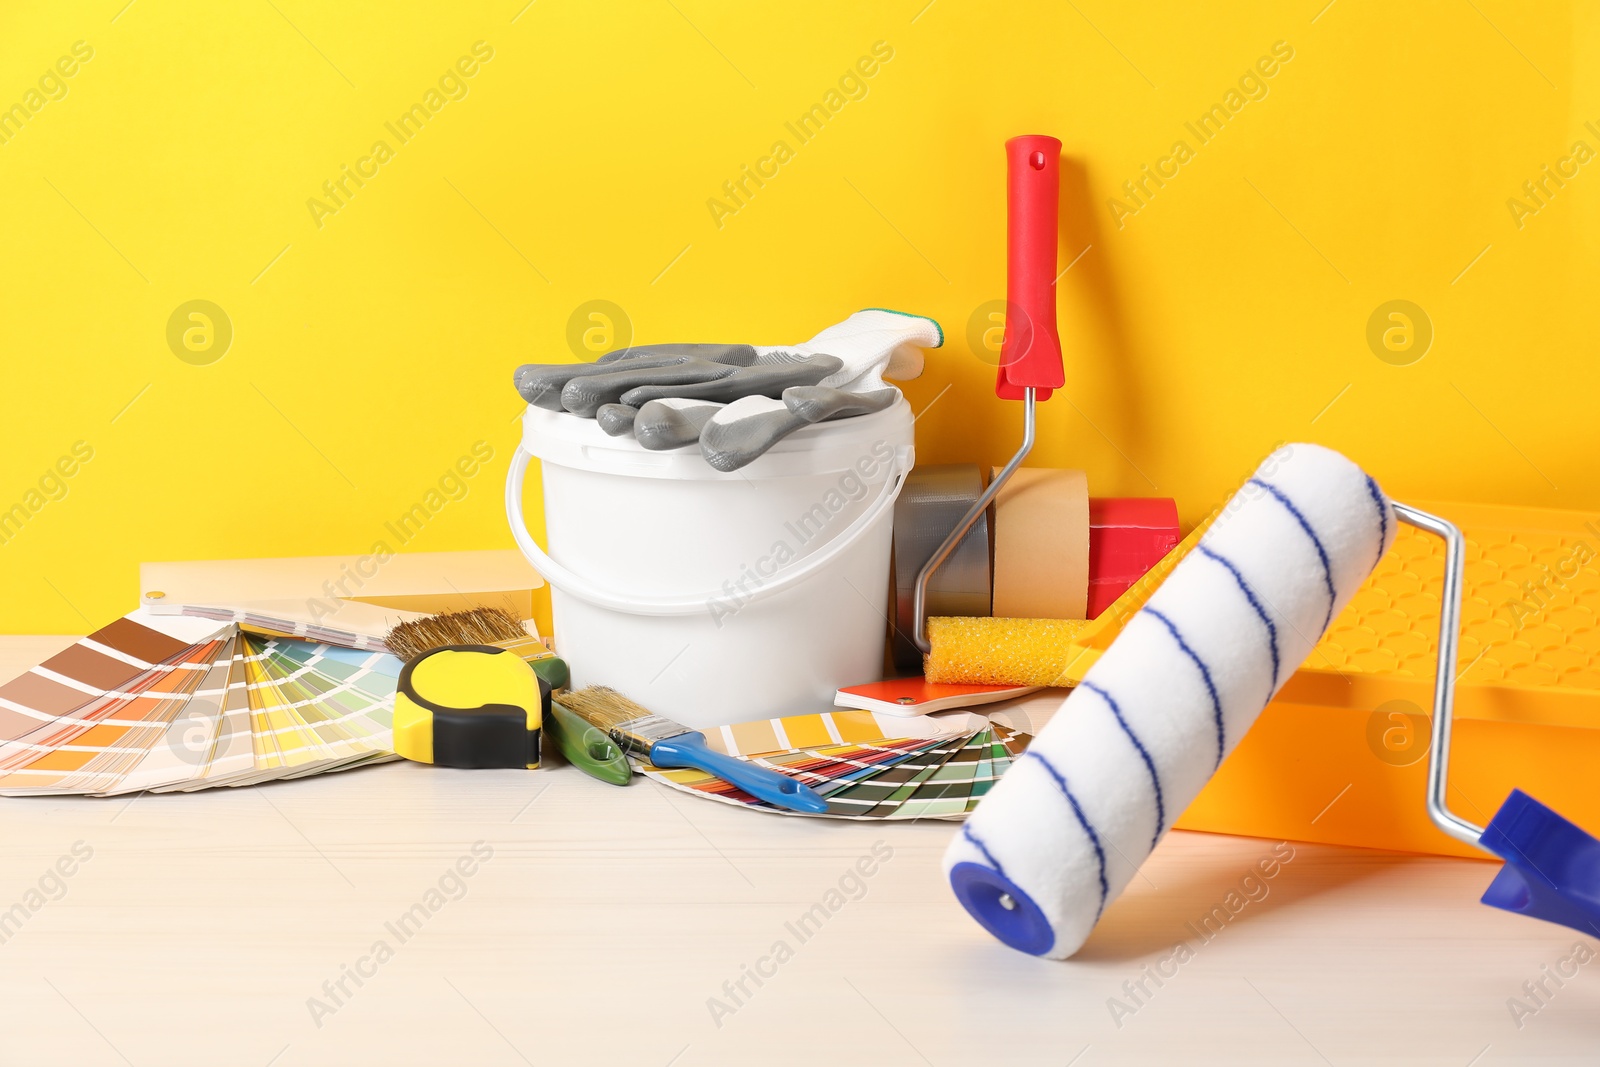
559,686,828,813
383,606,572,688
384,605,543,659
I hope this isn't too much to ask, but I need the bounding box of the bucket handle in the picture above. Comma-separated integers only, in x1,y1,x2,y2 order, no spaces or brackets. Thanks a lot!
505,443,912,617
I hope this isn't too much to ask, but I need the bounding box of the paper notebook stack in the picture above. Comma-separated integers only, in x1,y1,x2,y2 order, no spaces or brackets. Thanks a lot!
0,613,402,796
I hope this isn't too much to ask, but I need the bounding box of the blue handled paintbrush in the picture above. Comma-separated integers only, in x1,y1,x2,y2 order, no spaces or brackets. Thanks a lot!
560,686,827,814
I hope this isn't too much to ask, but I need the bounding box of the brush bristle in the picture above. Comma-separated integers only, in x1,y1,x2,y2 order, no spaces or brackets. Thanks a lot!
557,686,651,730
559,686,686,751
383,606,530,660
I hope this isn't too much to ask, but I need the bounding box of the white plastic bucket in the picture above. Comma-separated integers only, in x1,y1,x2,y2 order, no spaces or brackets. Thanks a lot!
505,400,915,730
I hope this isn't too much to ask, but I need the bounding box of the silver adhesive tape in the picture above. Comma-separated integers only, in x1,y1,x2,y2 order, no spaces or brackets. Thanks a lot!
891,464,992,673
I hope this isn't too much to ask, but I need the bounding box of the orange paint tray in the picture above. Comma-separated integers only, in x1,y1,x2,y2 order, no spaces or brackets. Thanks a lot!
1177,501,1600,859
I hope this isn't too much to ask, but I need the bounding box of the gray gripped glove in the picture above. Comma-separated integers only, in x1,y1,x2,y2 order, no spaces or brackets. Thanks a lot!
512,309,942,471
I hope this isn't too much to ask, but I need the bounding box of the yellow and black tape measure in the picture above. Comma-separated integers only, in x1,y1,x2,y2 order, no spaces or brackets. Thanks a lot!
393,645,546,769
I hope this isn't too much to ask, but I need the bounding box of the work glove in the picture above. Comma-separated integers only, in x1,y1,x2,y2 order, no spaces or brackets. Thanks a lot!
512,309,942,471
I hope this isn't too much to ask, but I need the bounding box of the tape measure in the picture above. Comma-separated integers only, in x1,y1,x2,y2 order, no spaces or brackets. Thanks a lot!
392,645,546,769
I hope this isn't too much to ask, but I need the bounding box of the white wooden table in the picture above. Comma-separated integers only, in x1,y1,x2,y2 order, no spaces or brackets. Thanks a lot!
0,637,1591,1065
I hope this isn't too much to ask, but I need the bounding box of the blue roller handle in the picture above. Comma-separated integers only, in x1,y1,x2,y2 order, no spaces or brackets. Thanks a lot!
1478,789,1600,938
650,733,828,814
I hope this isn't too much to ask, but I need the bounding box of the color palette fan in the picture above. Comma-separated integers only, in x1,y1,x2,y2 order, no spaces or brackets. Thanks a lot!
0,613,400,796
636,700,1057,820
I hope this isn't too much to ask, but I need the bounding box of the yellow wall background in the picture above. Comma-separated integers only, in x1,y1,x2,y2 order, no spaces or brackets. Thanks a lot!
1,0,1596,632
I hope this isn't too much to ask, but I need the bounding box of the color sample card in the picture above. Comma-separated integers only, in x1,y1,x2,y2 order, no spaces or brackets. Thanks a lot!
0,635,228,794
0,615,401,796
171,604,392,653
0,616,203,756
702,708,974,758
637,699,1044,821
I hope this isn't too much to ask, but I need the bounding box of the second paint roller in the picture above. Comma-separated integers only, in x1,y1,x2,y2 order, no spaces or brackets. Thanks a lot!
902,134,1180,682
908,134,1066,663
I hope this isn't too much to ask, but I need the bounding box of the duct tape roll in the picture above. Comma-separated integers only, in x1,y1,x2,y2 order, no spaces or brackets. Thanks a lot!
991,467,1089,620
892,464,992,673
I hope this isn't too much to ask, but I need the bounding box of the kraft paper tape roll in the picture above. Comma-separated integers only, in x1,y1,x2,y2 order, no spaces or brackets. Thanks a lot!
892,464,992,673
991,467,1089,620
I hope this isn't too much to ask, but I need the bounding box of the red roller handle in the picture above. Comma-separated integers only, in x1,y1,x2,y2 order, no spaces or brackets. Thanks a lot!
997,134,1064,400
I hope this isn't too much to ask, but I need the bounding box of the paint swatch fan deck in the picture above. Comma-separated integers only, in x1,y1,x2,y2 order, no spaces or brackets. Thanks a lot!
0,612,401,796
634,697,1057,820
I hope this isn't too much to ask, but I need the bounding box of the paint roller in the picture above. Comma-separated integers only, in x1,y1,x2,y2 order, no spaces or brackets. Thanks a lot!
943,442,1395,957
905,136,1181,687
907,134,1065,665
949,443,1600,955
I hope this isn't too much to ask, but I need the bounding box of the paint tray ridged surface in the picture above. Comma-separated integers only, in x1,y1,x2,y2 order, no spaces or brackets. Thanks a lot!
1181,501,1600,858
1283,501,1600,722
0,614,400,796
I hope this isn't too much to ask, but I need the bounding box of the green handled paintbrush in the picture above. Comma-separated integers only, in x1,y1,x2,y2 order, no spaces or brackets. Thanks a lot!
547,698,632,786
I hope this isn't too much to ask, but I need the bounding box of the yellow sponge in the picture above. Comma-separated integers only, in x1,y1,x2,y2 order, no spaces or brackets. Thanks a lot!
924,510,1215,687
924,617,1089,686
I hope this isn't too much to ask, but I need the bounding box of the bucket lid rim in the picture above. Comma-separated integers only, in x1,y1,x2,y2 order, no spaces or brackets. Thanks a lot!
518,396,914,480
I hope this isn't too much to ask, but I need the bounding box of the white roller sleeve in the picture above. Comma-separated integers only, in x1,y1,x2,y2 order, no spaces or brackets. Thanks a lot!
944,443,1395,958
